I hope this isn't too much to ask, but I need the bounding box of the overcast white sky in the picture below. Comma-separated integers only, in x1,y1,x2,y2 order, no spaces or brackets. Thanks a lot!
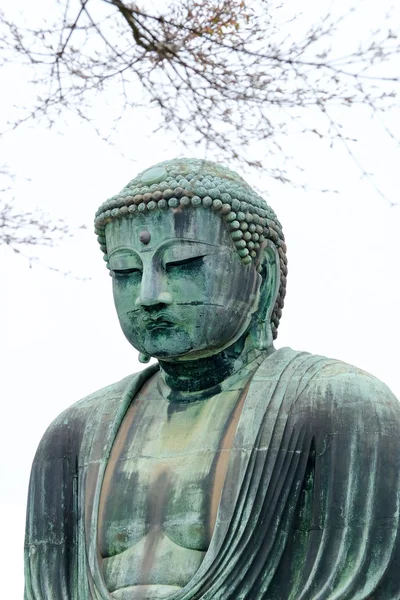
1,0,400,596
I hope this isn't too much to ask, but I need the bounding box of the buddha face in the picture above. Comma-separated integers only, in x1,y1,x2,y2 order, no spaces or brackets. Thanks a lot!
105,208,263,361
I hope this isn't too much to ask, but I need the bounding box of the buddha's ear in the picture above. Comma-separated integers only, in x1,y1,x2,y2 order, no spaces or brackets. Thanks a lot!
249,241,281,351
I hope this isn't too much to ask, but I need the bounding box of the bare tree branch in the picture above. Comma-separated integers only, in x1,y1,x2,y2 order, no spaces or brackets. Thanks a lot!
0,0,399,201
0,166,87,272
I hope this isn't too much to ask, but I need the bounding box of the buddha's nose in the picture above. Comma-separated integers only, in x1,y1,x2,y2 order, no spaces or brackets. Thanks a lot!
135,291,173,309
135,263,173,309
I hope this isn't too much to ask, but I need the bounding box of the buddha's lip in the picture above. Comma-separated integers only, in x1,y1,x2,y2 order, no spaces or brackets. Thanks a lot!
144,318,176,330
140,310,183,330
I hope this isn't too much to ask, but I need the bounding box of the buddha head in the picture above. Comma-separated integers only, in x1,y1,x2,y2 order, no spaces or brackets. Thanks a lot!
94,158,287,363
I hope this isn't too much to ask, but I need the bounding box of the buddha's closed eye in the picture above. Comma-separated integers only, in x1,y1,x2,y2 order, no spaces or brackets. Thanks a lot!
113,268,142,277
165,255,206,271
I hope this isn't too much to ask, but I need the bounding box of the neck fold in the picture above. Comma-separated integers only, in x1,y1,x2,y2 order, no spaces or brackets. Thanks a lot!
158,335,273,401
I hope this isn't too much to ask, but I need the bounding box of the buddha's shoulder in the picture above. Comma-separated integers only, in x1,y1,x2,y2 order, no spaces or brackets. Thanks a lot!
273,347,400,421
60,372,138,417
304,354,395,400
36,365,158,454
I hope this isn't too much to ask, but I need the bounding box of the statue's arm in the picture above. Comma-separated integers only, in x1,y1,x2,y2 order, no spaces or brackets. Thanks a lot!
24,370,152,599
24,402,89,600
291,363,400,599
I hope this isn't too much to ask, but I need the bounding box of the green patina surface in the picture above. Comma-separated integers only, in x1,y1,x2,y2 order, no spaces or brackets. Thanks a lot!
94,157,287,339
25,158,400,600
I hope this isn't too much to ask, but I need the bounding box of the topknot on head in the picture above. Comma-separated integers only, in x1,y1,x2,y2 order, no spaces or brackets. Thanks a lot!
94,157,287,338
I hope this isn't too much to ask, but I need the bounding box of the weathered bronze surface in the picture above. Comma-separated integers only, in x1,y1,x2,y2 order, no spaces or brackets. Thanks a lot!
25,158,400,599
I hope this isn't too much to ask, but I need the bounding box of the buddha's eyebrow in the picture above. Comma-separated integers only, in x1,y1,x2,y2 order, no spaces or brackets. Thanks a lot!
108,246,140,258
108,238,222,259
154,238,218,254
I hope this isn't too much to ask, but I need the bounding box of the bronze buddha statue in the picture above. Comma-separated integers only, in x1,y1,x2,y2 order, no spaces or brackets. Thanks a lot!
25,158,400,599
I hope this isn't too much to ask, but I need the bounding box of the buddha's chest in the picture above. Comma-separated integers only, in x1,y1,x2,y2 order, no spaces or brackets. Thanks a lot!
98,377,243,559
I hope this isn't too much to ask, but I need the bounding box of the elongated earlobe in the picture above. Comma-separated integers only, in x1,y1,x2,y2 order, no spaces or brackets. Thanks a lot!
249,243,280,351
251,317,274,351
139,352,151,363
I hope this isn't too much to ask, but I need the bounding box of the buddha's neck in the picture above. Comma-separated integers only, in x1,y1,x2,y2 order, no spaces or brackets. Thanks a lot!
158,336,273,402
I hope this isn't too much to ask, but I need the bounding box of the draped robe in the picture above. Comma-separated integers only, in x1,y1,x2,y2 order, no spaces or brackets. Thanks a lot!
25,347,400,599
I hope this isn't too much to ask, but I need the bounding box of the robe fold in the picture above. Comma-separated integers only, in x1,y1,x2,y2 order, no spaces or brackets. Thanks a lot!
25,347,400,599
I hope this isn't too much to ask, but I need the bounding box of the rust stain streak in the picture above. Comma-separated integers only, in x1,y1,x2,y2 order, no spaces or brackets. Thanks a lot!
209,382,249,534
97,377,153,546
